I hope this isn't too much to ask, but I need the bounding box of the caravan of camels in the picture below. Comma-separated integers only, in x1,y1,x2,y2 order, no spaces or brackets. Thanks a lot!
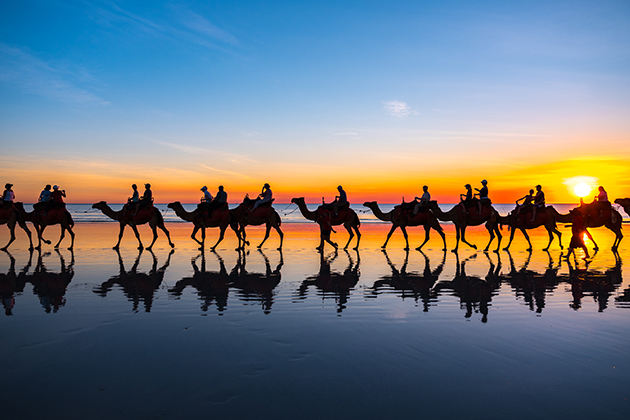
0,181,628,255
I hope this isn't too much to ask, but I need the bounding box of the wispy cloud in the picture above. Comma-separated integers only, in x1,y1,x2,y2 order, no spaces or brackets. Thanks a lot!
383,100,416,118
333,132,359,136
0,43,108,104
156,140,254,164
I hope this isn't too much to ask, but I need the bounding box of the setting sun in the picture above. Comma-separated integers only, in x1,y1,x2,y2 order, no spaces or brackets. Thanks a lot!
574,183,592,198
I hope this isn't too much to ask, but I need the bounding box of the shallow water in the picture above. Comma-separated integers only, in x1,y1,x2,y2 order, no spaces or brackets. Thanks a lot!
1,223,629,419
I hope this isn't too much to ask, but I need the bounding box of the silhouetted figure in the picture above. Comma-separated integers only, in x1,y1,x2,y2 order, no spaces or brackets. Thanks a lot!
474,179,490,215
28,249,74,313
230,249,283,314
566,252,621,312
563,209,590,260
122,184,139,215
530,185,545,222
133,183,152,216
0,250,31,315
316,208,338,251
169,251,231,313
459,184,473,215
332,185,348,217
44,185,66,213
93,249,173,313
515,189,534,216
2,183,15,207
412,185,430,215
296,249,360,314
252,183,272,211
33,184,52,214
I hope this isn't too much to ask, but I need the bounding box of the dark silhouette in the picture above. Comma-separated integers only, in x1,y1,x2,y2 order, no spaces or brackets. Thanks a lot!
0,201,33,250
498,204,563,251
93,249,173,312
369,249,445,311
566,251,622,312
92,201,174,250
614,198,630,218
168,201,240,251
363,201,446,250
28,249,74,313
230,249,283,314
13,202,74,250
428,201,502,253
291,197,361,250
295,249,360,314
574,200,624,251
0,250,31,315
231,195,283,250
169,251,231,313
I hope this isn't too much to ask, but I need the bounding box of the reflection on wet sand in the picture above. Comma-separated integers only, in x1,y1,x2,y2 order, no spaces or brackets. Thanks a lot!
169,252,231,313
1,250,30,315
23,249,75,314
566,251,622,312
93,249,173,312
296,249,360,313
434,252,502,322
230,249,283,314
369,249,445,312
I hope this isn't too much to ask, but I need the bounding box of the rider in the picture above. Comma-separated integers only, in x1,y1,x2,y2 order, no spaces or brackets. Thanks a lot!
133,183,152,216
459,184,473,214
515,189,534,216
2,183,14,207
209,185,228,213
123,184,139,214
530,185,545,222
474,180,489,215
412,185,430,215
332,185,348,217
198,186,213,212
44,185,66,214
252,183,272,211
35,184,52,214
594,186,610,218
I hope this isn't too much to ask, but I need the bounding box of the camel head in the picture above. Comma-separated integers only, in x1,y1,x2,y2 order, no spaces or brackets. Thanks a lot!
167,201,181,209
92,201,107,209
427,200,439,209
363,201,377,208
291,197,304,205
614,198,630,207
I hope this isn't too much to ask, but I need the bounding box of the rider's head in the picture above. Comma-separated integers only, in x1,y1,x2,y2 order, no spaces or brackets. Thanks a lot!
465,184,471,189
145,183,151,189
536,185,541,191
201,186,207,191
481,180,487,185
218,185,224,191
264,183,270,189
598,186,605,192
5,183,12,189
132,184,137,190
45,184,51,190
53,185,59,190
529,189,534,194
337,185,343,191
422,185,428,192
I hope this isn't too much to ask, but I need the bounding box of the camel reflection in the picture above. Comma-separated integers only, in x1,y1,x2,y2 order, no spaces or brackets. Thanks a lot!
28,249,74,313
296,250,360,314
168,251,231,313
503,250,563,314
369,250,445,312
435,252,501,322
566,251,622,312
93,249,173,313
230,249,283,314
0,250,31,315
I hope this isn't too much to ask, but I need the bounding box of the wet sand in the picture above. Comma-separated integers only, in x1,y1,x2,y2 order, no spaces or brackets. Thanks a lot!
1,223,629,419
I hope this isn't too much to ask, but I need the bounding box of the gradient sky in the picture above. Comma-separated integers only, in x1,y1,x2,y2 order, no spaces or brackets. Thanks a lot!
1,0,629,203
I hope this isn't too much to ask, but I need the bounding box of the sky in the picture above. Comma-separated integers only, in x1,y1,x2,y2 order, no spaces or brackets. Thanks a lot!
1,0,629,204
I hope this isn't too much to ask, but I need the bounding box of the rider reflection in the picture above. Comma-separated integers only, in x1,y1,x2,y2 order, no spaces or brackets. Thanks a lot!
29,249,74,313
1,250,31,315
230,249,283,314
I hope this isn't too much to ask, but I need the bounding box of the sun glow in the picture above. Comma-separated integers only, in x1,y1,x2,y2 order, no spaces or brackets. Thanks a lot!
574,183,592,198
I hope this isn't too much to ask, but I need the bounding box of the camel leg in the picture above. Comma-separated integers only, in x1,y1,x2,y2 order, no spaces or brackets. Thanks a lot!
130,224,143,250
146,224,159,251
416,225,430,251
343,224,354,250
494,225,502,253
67,225,75,250
238,227,247,250
503,228,516,251
1,222,16,251
452,226,461,253
382,224,398,249
258,224,271,248
114,224,125,249
542,228,554,251
37,225,49,249
211,226,226,251
54,225,65,249
19,219,33,250
191,225,204,248
520,228,532,251
483,225,495,252
158,223,174,248
275,224,284,250
585,229,598,251
353,225,360,250
460,226,478,250
554,228,563,250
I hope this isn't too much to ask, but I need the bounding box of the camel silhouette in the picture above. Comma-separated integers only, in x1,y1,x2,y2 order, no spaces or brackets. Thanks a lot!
14,202,74,250
498,205,564,251
291,197,361,250
93,248,173,313
167,201,240,251
231,196,283,250
92,201,174,250
614,198,630,218
229,249,283,314
363,201,446,250
547,205,623,251
27,249,74,313
0,203,33,250
0,250,31,315
428,201,502,253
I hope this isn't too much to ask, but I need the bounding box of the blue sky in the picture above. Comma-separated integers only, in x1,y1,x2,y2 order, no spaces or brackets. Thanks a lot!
1,0,629,202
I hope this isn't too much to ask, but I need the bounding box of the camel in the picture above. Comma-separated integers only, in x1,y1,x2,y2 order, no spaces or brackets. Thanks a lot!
167,202,239,251
230,249,283,314
498,205,563,251
92,201,174,250
0,203,33,250
291,197,361,250
547,205,623,251
363,201,446,250
428,201,501,253
28,249,74,313
1,250,31,315
614,198,630,218
14,202,74,250
231,197,283,250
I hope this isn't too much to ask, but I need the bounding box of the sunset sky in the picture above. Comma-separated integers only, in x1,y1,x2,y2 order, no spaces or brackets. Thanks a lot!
1,0,629,204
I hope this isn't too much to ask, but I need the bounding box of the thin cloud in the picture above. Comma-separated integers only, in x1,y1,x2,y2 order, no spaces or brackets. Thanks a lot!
334,132,359,136
383,100,416,118
0,43,108,105
156,140,254,164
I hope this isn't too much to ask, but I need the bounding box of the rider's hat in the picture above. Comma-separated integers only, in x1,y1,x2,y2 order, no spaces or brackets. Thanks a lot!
5,183,12,189
145,183,151,188
201,186,207,191
264,183,270,188
481,179,487,185
53,185,59,189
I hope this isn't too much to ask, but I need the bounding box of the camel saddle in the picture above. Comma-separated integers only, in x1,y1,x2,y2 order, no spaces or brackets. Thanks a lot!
513,207,551,227
245,198,274,210
458,202,493,221
197,203,229,223
0,203,16,220
35,206,69,224
579,202,612,225
121,204,155,222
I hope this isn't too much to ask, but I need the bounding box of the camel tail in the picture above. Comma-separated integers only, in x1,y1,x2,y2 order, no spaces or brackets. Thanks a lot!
66,210,75,228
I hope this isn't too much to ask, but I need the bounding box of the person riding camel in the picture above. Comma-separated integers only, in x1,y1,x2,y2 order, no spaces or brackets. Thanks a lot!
563,208,590,261
2,183,15,208
515,189,534,216
412,185,430,215
594,186,610,218
123,184,139,214
44,185,66,214
208,185,228,214
474,180,489,215
459,184,473,214
198,186,213,212
133,183,152,216
332,185,348,217
34,184,52,214
530,185,545,222
252,183,272,211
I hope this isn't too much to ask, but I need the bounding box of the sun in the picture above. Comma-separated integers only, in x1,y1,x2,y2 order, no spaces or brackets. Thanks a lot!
574,183,592,198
